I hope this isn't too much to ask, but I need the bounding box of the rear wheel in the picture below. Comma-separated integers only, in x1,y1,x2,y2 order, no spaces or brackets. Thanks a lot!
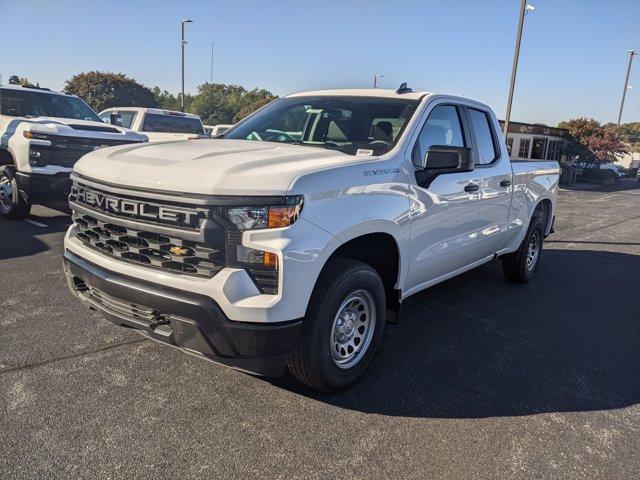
501,215,544,283
287,258,386,392
0,166,31,221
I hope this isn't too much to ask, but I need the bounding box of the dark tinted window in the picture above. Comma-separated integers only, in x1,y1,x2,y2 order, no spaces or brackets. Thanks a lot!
0,88,101,122
468,108,497,164
142,113,204,134
412,105,465,166
224,96,419,156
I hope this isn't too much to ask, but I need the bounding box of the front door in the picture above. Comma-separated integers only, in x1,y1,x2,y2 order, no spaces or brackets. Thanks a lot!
405,103,483,294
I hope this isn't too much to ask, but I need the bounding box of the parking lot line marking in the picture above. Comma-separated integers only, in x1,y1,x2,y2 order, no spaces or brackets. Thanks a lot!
25,219,49,228
0,338,149,375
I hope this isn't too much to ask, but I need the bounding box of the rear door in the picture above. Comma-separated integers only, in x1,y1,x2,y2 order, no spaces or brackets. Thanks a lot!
464,106,512,254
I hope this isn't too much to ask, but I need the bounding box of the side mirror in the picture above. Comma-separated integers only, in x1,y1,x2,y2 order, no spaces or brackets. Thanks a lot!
415,145,474,188
109,113,123,127
423,145,474,174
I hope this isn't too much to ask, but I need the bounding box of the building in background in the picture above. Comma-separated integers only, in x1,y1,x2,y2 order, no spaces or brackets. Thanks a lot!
499,120,568,162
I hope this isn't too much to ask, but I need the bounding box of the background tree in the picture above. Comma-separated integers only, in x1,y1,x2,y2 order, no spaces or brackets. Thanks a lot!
233,96,274,123
558,118,628,167
189,83,276,125
152,87,195,111
64,71,157,112
8,75,35,87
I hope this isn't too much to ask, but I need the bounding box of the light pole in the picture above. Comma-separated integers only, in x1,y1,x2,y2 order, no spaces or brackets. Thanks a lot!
503,1,535,138
617,50,637,125
210,41,214,84
373,74,383,89
181,19,193,111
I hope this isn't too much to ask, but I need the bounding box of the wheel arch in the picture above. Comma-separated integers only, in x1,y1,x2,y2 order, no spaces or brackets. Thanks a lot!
534,197,553,236
311,229,404,320
0,147,16,167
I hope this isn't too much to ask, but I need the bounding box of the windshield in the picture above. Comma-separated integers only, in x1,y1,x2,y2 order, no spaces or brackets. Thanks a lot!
224,96,419,155
142,113,205,135
0,88,101,122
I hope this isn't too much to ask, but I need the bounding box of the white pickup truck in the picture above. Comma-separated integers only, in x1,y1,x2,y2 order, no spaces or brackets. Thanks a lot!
0,85,146,219
99,107,207,142
63,86,559,392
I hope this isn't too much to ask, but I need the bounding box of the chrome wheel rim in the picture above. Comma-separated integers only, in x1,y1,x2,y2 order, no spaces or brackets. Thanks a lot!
526,231,541,271
330,290,376,369
0,175,14,214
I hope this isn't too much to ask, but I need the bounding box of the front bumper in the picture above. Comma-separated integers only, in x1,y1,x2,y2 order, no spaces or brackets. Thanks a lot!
63,250,303,376
16,171,71,207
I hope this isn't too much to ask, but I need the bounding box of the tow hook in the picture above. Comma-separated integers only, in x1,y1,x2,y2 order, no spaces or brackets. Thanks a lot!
148,314,171,330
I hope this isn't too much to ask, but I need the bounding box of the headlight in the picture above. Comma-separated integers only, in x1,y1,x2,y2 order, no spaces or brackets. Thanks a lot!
28,146,50,166
23,131,52,141
222,196,303,230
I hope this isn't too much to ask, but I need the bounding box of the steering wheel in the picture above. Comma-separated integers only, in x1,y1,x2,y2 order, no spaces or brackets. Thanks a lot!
264,131,296,142
370,140,392,147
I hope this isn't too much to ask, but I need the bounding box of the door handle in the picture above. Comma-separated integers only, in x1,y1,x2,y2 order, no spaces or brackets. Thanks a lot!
500,179,512,187
464,183,480,193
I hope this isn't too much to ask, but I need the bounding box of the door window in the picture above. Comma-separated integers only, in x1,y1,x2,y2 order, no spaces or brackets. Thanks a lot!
468,108,497,164
117,111,137,129
412,105,465,167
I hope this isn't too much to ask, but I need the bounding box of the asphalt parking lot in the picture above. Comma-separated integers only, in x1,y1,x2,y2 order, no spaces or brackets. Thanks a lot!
1,180,639,479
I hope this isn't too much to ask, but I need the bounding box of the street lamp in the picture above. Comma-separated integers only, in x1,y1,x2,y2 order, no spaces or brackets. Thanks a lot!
181,19,194,111
373,74,384,89
617,50,637,125
503,1,535,138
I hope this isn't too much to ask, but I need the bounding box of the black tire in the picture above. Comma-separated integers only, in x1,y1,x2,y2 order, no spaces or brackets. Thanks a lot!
0,166,31,220
287,258,386,392
501,214,545,283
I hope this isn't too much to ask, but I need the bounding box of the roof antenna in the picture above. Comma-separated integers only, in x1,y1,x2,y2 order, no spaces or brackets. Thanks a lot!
396,82,413,94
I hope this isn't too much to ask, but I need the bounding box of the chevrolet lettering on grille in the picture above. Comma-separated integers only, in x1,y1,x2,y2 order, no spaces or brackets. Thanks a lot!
70,184,208,227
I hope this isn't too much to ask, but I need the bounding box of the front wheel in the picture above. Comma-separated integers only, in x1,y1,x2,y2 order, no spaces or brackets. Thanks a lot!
287,258,386,392
0,166,31,220
501,215,544,283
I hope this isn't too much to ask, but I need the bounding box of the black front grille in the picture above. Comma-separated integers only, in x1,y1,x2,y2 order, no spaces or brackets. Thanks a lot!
72,212,225,278
40,137,142,167
69,177,280,294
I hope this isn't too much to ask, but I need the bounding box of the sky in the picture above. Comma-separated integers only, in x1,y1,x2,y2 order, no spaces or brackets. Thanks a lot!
1,0,638,126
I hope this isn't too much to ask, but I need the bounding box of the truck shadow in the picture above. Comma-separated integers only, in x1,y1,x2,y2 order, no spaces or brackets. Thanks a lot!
273,249,640,418
0,210,71,260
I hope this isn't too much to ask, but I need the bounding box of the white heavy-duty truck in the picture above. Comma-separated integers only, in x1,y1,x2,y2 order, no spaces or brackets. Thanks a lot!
63,86,559,392
0,85,147,219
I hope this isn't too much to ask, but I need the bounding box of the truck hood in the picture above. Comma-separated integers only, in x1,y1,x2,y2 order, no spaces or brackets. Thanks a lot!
18,116,146,141
74,139,361,196
145,132,204,142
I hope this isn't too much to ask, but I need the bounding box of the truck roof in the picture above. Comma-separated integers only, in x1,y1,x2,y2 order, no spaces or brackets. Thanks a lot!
0,84,73,97
286,88,429,101
99,106,202,120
